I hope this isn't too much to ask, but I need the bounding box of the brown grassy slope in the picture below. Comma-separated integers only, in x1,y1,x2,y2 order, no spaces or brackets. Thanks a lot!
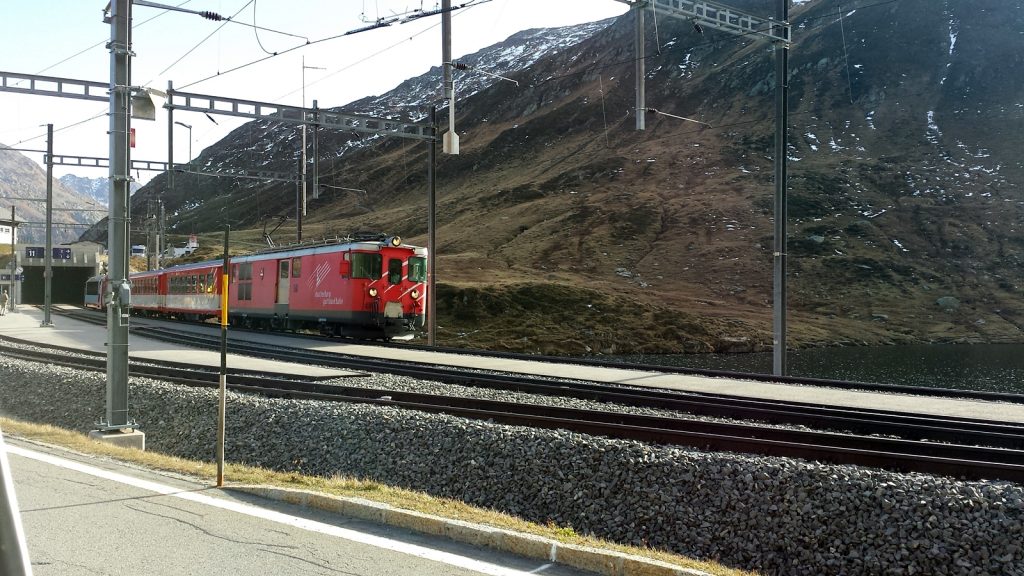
295,100,1022,354
174,4,1024,356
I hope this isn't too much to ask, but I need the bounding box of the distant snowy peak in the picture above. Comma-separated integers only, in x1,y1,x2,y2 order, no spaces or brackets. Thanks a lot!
345,18,616,115
59,174,140,206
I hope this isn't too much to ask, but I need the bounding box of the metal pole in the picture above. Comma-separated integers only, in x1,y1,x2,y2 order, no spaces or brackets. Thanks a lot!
42,123,54,326
217,225,229,487
300,61,324,213
105,0,132,429
301,56,308,217
157,199,163,264
772,0,790,376
634,1,646,130
9,206,15,313
159,201,165,265
312,99,319,201
296,159,302,242
164,81,173,270
427,106,437,346
0,428,32,576
7,204,13,313
442,0,452,100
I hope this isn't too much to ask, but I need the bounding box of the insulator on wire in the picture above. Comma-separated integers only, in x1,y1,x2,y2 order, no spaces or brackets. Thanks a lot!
201,11,225,21
453,62,469,71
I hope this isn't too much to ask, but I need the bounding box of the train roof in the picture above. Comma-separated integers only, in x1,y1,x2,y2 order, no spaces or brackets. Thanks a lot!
229,240,424,263
127,237,426,277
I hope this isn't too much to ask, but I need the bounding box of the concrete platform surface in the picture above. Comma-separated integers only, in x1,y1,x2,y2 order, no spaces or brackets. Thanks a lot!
0,307,355,379
6,306,1024,424
6,437,710,576
208,322,1024,425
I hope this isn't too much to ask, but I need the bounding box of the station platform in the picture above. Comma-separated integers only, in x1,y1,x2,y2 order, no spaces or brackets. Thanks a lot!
6,436,665,576
218,323,1024,425
0,307,355,379
4,305,1024,424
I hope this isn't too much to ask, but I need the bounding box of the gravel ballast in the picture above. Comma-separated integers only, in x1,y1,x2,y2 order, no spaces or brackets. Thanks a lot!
1,359,1021,575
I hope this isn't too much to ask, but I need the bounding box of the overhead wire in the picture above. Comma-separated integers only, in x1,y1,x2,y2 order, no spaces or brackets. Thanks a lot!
9,112,109,147
272,19,445,103
28,0,196,78
154,0,255,79
4,0,207,148
184,1,485,92
838,5,855,103
532,0,901,90
251,0,276,55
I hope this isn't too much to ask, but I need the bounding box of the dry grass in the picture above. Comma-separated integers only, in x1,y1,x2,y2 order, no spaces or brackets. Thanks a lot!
1,416,757,576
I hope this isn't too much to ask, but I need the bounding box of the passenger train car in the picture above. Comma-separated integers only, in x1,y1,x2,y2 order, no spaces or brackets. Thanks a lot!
85,235,427,339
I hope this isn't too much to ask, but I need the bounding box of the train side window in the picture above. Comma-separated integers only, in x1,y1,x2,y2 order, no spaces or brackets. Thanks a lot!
291,258,301,278
388,258,402,284
279,260,289,279
408,256,426,282
351,253,382,279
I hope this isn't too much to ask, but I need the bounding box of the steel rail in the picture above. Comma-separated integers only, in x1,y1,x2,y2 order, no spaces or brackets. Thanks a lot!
3,335,1024,483
122,323,1024,451
43,306,1024,452
40,310,1024,447
63,306,1024,404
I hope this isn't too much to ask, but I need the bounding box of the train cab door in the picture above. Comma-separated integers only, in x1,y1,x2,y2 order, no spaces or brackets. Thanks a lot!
276,259,290,306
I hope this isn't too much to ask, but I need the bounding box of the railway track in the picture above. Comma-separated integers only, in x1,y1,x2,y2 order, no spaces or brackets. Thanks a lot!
67,304,1024,404
7,316,1024,483
126,323,1024,451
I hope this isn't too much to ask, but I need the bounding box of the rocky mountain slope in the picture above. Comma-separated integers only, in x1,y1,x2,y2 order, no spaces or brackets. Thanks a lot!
0,147,105,244
84,0,1024,354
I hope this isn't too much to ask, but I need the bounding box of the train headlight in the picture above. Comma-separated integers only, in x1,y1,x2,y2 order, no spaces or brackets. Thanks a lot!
388,235,402,247
411,289,419,299
368,287,378,297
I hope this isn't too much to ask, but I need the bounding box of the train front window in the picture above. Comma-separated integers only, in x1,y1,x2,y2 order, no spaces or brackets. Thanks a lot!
408,256,426,282
388,258,402,284
351,253,382,279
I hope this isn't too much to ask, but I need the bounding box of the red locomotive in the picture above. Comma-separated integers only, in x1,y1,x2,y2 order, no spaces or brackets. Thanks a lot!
86,234,427,339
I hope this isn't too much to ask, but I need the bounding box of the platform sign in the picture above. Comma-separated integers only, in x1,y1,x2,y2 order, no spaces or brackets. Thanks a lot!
0,274,23,282
53,247,72,260
25,246,44,258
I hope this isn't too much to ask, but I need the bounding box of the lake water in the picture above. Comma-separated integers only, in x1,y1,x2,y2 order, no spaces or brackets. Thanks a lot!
612,344,1024,395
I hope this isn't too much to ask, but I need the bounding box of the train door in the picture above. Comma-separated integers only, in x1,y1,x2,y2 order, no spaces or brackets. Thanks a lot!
276,259,290,305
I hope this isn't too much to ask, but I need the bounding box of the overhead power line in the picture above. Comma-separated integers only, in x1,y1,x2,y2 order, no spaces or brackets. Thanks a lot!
181,0,489,91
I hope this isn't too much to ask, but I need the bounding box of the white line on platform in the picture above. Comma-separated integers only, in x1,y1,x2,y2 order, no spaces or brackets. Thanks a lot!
8,445,551,576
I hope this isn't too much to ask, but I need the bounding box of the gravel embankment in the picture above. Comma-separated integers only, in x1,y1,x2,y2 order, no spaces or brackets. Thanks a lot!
1,358,1021,576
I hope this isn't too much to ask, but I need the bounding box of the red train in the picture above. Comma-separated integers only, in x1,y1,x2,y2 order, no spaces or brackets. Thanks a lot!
85,234,427,339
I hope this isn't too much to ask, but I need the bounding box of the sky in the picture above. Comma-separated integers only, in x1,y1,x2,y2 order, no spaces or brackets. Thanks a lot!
0,0,628,184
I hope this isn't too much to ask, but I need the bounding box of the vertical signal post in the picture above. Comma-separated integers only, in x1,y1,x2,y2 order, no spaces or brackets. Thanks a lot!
217,226,230,486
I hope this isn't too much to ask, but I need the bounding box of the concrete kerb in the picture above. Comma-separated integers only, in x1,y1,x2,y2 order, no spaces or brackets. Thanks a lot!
227,486,713,576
